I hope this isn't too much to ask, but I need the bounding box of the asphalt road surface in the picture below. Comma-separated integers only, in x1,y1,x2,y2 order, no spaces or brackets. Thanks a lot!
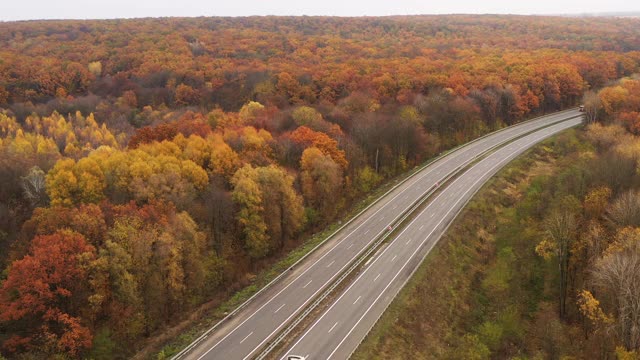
281,117,582,360
180,109,582,360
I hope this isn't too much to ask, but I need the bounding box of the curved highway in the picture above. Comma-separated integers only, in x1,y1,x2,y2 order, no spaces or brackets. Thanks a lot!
179,109,582,360
281,117,582,360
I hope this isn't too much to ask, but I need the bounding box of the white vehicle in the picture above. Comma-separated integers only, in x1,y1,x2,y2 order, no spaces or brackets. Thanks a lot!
287,356,307,360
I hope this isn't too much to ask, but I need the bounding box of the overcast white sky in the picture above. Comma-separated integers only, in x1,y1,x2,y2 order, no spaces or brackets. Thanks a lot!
1,0,638,21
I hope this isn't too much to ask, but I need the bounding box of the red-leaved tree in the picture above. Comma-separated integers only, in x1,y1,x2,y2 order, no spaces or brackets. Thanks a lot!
0,231,95,357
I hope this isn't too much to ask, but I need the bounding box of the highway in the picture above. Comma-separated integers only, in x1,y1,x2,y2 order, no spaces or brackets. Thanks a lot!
178,109,582,360
280,117,582,360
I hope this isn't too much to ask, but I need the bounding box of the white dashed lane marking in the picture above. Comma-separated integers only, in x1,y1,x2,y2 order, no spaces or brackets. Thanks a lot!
239,332,253,344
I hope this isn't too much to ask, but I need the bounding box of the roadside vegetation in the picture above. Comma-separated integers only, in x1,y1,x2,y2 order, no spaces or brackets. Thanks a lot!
355,77,640,359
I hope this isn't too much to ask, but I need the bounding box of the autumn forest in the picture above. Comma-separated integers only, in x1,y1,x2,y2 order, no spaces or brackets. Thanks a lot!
1,15,640,359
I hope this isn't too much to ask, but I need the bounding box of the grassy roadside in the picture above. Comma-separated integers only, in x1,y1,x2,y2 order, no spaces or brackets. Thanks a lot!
353,128,590,359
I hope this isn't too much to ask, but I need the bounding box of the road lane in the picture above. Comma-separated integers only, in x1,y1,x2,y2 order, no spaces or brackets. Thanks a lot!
180,110,581,360
282,117,582,360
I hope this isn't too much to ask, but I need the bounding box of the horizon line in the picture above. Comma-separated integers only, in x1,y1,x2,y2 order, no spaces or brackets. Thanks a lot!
2,11,640,23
